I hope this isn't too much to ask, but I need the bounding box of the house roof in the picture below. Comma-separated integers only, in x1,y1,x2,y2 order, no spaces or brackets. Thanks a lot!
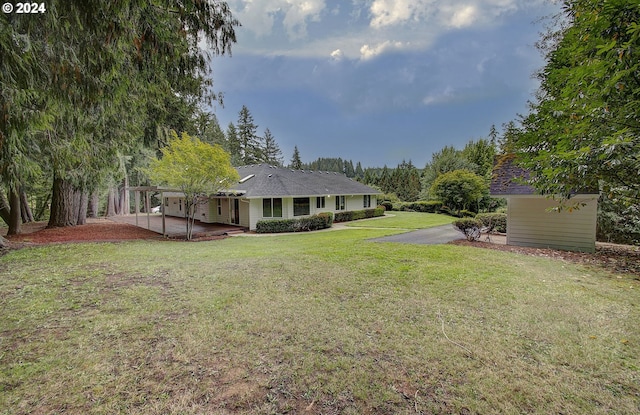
227,164,381,198
490,155,536,196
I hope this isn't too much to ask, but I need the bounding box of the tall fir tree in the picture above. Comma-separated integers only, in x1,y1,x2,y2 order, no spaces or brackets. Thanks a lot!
236,105,261,164
262,128,283,166
290,146,302,169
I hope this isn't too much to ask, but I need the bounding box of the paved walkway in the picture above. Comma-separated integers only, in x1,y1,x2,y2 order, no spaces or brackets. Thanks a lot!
369,224,466,245
110,214,245,238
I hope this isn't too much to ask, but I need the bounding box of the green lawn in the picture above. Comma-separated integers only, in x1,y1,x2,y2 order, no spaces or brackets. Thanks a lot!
345,210,456,229
1,219,638,414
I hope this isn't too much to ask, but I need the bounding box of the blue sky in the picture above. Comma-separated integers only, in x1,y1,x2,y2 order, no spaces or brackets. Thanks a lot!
209,0,559,168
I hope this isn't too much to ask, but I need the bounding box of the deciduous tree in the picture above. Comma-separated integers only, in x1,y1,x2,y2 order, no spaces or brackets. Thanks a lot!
147,131,239,240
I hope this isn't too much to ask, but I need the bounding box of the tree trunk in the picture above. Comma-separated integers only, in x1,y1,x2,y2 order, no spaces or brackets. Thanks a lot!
0,190,10,226
48,177,77,228
7,188,21,235
0,235,8,249
34,192,51,222
119,176,129,215
20,189,35,223
76,189,88,225
105,188,118,216
88,192,99,218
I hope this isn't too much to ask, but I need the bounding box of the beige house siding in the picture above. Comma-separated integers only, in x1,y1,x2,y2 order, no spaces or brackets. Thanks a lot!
166,194,378,231
506,195,598,253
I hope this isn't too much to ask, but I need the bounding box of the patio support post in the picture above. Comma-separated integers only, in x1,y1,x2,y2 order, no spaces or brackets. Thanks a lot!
162,192,166,238
134,190,140,226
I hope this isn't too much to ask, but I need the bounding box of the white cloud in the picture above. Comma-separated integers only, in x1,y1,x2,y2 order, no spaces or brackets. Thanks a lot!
229,0,326,39
330,48,344,61
369,0,425,28
359,40,405,60
282,0,326,39
447,5,478,28
422,86,456,106
225,0,552,60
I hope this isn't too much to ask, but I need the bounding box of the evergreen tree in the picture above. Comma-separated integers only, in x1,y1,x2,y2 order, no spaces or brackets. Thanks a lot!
225,123,242,166
290,146,302,169
262,128,283,166
236,105,261,164
355,162,364,180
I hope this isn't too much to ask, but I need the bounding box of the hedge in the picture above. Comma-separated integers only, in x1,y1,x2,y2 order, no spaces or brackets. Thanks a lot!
256,212,333,233
475,213,507,233
334,208,385,223
397,201,443,213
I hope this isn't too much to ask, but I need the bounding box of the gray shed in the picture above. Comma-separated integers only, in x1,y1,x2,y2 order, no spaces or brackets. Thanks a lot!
491,156,599,253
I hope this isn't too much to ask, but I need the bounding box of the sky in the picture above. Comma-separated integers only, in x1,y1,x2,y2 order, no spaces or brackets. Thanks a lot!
208,0,560,168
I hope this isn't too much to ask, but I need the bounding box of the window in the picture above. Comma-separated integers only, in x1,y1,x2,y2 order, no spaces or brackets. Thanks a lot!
293,197,310,216
217,199,222,216
363,195,371,208
335,195,346,211
262,198,282,218
316,196,325,209
179,199,182,211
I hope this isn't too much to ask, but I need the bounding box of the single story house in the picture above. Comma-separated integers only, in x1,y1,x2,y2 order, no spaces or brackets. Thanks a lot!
490,156,599,253
164,164,381,231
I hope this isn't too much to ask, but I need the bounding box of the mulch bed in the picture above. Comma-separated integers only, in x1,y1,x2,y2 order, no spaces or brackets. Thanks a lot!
451,238,640,277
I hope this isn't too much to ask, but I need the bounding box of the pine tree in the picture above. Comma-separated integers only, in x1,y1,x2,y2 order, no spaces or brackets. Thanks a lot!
262,128,283,166
290,146,302,169
236,105,261,164
225,123,242,166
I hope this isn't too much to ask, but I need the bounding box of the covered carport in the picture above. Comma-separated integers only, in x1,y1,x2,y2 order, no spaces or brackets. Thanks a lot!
125,186,245,238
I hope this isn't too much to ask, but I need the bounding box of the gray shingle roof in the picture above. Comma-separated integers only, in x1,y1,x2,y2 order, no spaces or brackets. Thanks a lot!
229,164,381,198
490,155,536,196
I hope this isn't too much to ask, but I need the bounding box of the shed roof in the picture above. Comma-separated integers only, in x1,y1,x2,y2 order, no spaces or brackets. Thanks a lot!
490,155,536,196
228,164,381,198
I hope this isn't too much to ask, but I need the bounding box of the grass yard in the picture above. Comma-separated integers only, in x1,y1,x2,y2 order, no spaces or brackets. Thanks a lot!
0,214,639,414
345,211,456,229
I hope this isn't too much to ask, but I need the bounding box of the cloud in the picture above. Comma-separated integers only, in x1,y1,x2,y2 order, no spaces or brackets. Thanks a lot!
447,5,478,28
229,0,326,40
359,41,405,60
369,0,425,28
330,48,344,61
422,86,457,106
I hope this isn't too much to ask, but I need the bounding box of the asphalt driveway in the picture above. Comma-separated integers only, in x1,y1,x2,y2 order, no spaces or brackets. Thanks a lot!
369,224,465,245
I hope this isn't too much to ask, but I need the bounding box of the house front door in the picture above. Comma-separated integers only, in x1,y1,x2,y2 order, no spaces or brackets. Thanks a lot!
231,199,240,224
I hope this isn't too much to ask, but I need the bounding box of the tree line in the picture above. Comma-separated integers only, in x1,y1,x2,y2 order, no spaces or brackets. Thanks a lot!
0,0,239,241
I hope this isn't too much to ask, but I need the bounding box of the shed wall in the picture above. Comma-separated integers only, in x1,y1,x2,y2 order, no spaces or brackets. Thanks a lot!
506,195,598,253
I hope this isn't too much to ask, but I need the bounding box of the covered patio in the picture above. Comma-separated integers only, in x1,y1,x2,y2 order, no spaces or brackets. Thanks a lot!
110,214,246,239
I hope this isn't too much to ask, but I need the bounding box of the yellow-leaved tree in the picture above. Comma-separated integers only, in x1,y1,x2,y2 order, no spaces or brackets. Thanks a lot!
148,131,239,240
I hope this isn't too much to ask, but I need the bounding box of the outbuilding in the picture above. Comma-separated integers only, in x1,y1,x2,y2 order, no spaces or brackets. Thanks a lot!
490,156,599,253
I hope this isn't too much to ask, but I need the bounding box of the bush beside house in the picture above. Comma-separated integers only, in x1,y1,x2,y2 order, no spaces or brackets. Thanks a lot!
256,213,334,233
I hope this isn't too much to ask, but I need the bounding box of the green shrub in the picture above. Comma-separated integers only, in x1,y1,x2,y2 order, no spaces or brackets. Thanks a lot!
334,208,384,223
459,209,476,218
476,213,507,233
452,218,483,241
256,213,333,233
398,201,443,213
379,201,393,211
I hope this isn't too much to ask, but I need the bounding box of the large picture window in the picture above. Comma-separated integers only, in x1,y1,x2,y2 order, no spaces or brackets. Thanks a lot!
335,195,346,211
263,198,282,217
293,197,310,216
